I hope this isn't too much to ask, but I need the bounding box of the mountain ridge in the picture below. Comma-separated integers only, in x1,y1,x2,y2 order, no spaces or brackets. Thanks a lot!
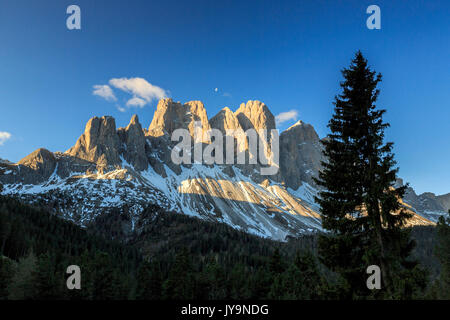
0,99,445,240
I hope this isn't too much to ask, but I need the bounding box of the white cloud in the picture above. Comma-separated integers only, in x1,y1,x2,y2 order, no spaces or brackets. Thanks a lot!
116,105,126,113
93,77,168,112
109,77,167,107
0,132,12,146
126,97,147,108
93,85,117,101
275,110,299,126
214,88,218,92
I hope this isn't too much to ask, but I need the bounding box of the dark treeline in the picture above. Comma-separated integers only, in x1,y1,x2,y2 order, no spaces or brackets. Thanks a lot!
0,195,140,299
0,195,449,300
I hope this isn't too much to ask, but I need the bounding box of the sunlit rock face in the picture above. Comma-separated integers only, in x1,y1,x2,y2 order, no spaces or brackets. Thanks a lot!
117,115,148,171
279,120,325,190
148,98,211,142
209,107,242,134
235,100,276,132
16,148,57,184
67,116,122,171
0,98,440,241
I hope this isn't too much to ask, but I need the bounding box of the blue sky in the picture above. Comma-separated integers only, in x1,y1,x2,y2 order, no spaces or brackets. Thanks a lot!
0,0,448,195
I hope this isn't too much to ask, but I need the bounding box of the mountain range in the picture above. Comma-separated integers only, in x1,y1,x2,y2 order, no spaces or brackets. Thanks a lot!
0,98,448,241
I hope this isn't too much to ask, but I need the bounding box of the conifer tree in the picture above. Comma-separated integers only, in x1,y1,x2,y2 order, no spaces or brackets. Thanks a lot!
195,257,227,300
269,251,326,299
314,51,426,298
250,268,271,299
434,211,450,299
8,251,37,300
90,252,117,300
163,248,195,299
267,248,287,299
0,256,14,300
229,264,251,299
33,253,59,299
269,248,285,275
136,260,162,300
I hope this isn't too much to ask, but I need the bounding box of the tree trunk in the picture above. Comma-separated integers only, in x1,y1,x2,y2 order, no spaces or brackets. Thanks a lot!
371,201,392,296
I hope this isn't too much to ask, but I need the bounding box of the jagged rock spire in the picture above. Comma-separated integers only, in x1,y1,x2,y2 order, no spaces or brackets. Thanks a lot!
209,107,242,134
279,120,324,189
17,148,57,182
66,116,121,169
118,114,148,171
148,98,211,142
235,100,276,131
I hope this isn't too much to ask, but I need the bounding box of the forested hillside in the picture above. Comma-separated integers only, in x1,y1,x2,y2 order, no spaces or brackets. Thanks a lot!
0,196,448,300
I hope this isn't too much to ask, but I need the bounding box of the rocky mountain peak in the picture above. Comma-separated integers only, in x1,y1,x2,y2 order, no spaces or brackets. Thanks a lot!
0,96,443,240
17,148,57,183
128,114,140,125
185,100,209,125
235,100,276,132
18,148,56,170
403,186,450,218
148,98,211,142
286,120,305,129
148,98,185,137
209,107,242,134
234,101,277,168
118,114,148,171
279,120,324,190
185,100,211,142
66,115,121,170
125,114,142,131
82,115,118,150
282,120,319,142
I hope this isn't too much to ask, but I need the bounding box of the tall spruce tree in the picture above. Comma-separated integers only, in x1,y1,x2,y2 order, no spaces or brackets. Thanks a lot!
314,51,426,299
433,211,450,299
8,251,37,300
135,260,162,300
0,256,14,300
33,253,59,300
163,248,195,300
